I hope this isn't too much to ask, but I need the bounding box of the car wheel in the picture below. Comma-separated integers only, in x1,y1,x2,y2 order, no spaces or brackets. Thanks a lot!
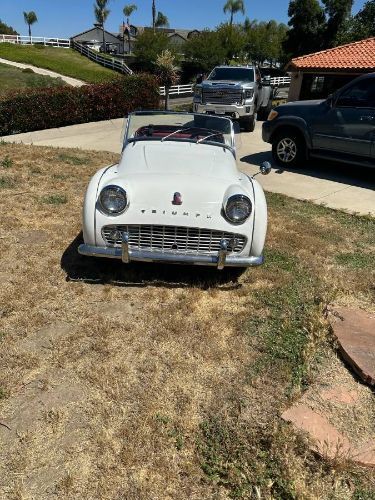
272,131,305,167
242,114,256,132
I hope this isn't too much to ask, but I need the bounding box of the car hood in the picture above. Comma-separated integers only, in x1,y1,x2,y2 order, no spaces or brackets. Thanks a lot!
118,141,238,180
100,141,250,213
202,80,254,88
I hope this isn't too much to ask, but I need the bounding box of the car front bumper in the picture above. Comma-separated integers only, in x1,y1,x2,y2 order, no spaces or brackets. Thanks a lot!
78,242,264,269
262,120,273,143
193,102,255,119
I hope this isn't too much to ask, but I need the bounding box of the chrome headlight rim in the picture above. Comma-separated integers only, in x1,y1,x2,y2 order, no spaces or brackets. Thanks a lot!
224,194,252,225
98,185,128,216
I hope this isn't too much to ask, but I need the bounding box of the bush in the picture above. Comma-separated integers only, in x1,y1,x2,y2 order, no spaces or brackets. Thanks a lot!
0,73,160,135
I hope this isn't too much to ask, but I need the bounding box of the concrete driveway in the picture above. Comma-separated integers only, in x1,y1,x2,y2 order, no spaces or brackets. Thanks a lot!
2,118,374,216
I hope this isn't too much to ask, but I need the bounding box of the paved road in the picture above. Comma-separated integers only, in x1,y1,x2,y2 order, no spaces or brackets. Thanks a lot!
0,57,86,87
2,118,374,216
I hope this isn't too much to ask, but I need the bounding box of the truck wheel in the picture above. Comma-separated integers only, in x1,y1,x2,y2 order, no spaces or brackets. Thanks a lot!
242,114,256,132
272,131,305,168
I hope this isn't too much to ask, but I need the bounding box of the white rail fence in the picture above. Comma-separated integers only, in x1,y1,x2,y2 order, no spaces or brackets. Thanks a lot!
0,34,70,47
159,77,291,97
72,41,133,75
159,84,194,96
270,76,291,86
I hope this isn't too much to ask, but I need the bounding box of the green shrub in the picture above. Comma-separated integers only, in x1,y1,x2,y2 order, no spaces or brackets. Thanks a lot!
0,73,160,135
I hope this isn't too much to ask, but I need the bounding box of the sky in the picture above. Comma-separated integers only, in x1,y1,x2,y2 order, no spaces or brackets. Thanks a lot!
0,0,368,39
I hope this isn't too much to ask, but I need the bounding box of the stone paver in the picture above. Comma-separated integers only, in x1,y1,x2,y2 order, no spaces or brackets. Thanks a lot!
281,404,352,459
320,386,359,405
0,57,86,87
331,308,375,386
282,403,375,467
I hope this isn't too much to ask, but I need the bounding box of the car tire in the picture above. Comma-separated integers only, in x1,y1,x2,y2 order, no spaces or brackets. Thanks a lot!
242,114,256,132
272,130,305,168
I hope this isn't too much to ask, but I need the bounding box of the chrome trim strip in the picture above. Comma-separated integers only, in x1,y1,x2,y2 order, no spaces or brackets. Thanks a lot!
78,244,264,268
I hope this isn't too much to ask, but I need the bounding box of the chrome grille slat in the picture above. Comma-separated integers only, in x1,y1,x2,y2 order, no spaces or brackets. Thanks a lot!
202,89,243,105
102,225,246,255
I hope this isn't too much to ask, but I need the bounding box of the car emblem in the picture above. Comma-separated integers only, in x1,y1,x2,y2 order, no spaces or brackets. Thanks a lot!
172,192,182,205
217,90,226,96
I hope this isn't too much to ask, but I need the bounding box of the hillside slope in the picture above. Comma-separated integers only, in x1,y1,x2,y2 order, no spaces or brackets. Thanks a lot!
0,43,118,84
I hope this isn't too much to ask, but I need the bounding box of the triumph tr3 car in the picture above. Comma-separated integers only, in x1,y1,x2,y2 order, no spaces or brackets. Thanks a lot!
78,111,270,269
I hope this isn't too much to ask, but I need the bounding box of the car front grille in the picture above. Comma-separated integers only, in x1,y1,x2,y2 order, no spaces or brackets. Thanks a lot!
202,89,243,105
102,225,247,255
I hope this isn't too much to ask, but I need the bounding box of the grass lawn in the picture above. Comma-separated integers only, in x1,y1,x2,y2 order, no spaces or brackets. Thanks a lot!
0,43,119,84
0,142,374,498
0,62,66,99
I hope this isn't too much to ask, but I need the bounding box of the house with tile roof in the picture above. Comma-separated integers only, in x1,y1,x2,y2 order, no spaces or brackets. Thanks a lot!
286,37,375,101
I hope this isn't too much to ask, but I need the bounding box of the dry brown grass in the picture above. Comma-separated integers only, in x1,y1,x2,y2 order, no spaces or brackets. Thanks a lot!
0,142,374,499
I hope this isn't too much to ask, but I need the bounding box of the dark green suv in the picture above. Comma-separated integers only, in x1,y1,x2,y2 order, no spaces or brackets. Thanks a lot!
262,73,375,168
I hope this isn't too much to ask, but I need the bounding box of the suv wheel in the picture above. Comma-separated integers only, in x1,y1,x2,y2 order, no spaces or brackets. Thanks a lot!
242,114,256,132
272,131,305,167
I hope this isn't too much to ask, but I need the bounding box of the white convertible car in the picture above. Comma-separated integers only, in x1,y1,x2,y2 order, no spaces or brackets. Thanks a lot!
78,111,270,269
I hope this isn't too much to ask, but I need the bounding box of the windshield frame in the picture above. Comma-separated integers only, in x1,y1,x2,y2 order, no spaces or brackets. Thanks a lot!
123,111,235,153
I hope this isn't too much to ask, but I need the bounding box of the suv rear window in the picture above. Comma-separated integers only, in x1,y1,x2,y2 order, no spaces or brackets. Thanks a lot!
208,67,254,83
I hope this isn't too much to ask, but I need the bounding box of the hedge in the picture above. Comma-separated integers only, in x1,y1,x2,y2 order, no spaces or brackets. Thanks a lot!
0,73,160,136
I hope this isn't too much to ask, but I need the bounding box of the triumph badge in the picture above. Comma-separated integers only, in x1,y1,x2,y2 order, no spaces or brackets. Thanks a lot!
172,192,182,205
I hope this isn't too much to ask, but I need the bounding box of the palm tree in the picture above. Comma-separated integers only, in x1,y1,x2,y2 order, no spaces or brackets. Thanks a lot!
155,12,169,28
94,0,110,53
152,0,156,32
123,4,137,53
223,0,245,26
23,11,38,43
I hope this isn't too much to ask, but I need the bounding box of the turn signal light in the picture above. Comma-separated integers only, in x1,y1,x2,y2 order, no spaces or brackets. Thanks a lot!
267,110,278,121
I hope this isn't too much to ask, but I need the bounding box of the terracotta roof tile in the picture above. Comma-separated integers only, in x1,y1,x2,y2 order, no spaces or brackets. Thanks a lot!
288,37,375,71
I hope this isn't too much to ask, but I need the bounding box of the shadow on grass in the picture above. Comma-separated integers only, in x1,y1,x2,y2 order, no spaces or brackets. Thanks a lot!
61,233,245,289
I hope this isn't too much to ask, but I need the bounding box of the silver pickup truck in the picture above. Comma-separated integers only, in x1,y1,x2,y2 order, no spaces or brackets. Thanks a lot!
193,65,273,132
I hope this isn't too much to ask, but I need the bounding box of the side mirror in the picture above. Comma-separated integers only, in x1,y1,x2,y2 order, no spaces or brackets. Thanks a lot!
260,161,272,175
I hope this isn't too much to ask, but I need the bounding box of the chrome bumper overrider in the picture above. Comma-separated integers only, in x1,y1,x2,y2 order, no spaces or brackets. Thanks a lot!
78,235,263,269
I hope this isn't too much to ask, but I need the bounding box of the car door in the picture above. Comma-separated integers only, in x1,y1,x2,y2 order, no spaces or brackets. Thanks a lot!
312,77,375,159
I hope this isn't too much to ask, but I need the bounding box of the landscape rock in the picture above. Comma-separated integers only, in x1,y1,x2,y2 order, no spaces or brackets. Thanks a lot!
330,308,375,386
281,404,352,459
320,386,359,405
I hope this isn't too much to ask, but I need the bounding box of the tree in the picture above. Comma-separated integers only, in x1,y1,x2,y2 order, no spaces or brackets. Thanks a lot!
217,23,247,62
23,11,38,42
245,20,288,66
322,0,353,46
283,0,325,58
155,11,169,28
94,0,110,53
134,30,171,71
123,4,137,53
184,30,226,73
223,0,245,26
336,0,375,44
155,49,179,110
0,19,18,36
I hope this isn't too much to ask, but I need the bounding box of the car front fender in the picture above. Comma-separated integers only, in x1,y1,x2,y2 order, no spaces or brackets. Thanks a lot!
249,178,268,258
270,116,312,149
82,165,116,246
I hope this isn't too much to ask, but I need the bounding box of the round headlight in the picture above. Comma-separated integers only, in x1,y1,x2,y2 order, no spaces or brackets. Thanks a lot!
225,195,252,224
99,185,127,215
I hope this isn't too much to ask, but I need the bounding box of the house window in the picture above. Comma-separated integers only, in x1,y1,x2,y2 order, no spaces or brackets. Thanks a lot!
311,76,325,93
